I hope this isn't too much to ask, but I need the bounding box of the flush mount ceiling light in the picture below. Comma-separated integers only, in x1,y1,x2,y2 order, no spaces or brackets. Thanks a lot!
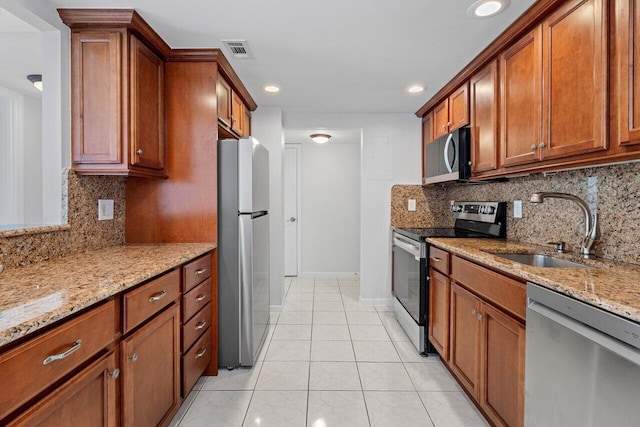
467,0,510,18
310,133,331,144
27,74,42,91
406,85,425,94
263,84,280,93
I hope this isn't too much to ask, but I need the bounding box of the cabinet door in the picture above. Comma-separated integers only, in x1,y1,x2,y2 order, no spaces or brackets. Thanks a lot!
479,303,525,427
449,283,481,398
433,98,450,139
422,112,434,182
617,0,640,145
243,108,252,137
217,76,231,128
121,304,180,427
541,0,607,160
470,61,499,173
428,268,450,360
130,35,165,171
71,30,122,165
448,83,470,132
500,28,542,167
231,91,245,135
7,352,117,427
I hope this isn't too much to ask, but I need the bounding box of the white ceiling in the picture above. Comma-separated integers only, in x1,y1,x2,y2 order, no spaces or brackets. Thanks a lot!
46,0,536,114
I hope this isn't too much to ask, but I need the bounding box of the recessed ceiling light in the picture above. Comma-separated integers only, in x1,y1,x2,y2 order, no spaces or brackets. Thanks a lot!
406,85,425,94
467,0,510,18
310,133,331,144
263,84,280,93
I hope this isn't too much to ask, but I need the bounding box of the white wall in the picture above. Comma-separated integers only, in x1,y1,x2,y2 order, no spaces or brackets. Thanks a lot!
284,113,421,305
294,140,360,274
251,107,286,310
23,94,42,223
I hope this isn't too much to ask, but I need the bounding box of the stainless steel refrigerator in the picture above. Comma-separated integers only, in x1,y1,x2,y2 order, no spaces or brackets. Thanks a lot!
218,137,270,369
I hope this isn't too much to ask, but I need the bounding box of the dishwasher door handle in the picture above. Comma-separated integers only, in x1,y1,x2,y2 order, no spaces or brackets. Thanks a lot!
529,300,640,367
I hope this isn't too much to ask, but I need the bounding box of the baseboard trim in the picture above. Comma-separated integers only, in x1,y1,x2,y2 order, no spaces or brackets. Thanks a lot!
359,296,394,306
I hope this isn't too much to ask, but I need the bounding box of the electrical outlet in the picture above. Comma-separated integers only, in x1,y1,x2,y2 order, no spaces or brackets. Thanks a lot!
408,199,416,211
514,200,523,218
98,199,114,220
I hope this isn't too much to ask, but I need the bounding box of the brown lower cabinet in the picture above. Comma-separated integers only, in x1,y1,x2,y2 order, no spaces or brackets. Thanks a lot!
121,303,181,427
6,351,118,427
429,247,526,427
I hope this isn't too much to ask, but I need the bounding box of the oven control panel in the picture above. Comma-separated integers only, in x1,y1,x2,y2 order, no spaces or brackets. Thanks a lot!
450,201,504,224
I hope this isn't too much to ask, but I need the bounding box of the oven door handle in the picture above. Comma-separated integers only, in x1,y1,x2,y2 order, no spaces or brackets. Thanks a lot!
393,236,421,259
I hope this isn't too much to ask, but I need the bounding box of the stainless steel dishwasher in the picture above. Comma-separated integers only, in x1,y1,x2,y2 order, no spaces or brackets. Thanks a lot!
525,283,640,426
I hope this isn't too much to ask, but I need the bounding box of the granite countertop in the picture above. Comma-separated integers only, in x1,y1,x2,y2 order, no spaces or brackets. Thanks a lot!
0,243,215,347
427,238,640,323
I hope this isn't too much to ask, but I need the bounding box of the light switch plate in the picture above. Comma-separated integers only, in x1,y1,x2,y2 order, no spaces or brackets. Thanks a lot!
98,199,114,220
514,200,522,218
408,199,416,211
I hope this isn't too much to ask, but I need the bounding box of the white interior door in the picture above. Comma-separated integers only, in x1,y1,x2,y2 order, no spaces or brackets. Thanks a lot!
284,145,300,276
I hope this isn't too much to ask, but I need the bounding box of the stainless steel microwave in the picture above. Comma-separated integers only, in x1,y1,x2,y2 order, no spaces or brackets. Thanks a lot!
423,127,471,185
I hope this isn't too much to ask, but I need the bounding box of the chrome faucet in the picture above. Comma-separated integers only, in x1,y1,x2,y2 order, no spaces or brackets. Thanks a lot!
530,192,599,258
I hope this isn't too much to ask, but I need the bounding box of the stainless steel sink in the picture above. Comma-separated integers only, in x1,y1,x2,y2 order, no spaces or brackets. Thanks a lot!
490,253,590,269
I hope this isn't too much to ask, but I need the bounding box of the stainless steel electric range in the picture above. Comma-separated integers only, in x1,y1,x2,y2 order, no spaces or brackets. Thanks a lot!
391,201,507,355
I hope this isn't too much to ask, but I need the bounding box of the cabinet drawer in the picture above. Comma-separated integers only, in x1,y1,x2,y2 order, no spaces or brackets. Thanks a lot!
0,300,117,421
183,253,212,292
182,278,212,323
182,302,212,353
429,246,450,274
451,256,526,321
123,269,181,333
182,327,212,397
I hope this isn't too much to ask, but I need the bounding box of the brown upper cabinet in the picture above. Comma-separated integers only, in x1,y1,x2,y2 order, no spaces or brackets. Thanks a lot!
421,112,434,180
616,0,640,146
501,0,607,169
433,84,470,139
218,74,252,138
60,10,170,178
470,60,499,174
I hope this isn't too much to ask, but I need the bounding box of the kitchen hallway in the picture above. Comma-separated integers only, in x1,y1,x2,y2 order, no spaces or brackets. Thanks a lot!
169,277,488,427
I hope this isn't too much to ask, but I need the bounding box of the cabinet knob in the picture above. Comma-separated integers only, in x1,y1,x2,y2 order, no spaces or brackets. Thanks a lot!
477,313,484,321
110,368,120,380
530,144,537,151
129,353,138,362
539,142,546,149
442,124,447,129
447,121,452,126
471,309,477,315
136,149,143,155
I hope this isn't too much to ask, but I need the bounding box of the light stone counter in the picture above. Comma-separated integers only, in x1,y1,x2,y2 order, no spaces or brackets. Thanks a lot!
428,238,640,323
0,243,215,347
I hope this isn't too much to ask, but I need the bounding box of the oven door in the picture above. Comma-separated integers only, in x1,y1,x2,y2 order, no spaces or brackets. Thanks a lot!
391,233,426,326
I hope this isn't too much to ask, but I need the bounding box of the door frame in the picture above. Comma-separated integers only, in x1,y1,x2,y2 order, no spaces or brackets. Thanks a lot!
284,143,302,276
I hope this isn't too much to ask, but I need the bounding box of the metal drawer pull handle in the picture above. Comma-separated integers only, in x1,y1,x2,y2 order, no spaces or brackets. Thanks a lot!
195,347,207,359
195,320,207,330
431,257,442,262
195,268,207,275
195,293,207,302
43,339,82,365
148,290,167,302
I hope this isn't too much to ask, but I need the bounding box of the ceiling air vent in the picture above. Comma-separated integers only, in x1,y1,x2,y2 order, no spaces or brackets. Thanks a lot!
222,40,253,59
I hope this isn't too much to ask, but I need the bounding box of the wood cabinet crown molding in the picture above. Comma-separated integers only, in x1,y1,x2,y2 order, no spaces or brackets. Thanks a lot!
58,9,172,60
416,0,570,117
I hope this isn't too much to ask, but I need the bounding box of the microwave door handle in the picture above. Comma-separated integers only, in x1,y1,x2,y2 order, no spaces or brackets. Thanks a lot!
443,133,456,173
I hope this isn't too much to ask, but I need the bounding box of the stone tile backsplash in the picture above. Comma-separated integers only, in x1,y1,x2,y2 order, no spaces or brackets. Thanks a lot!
391,162,640,265
0,169,125,269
